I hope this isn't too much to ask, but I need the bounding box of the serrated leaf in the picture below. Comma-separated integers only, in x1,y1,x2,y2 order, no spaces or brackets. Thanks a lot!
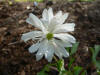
70,42,79,55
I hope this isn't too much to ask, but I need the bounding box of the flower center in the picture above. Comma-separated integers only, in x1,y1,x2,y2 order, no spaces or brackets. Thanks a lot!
46,33,53,40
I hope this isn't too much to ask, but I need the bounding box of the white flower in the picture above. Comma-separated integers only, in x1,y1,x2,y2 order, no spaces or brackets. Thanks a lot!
21,8,76,62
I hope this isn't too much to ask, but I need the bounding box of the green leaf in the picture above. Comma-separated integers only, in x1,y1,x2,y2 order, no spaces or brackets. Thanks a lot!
37,71,48,75
97,72,100,75
44,66,50,72
90,47,94,55
97,70,100,75
57,59,65,71
59,70,67,75
66,71,73,75
95,61,100,70
81,70,87,75
73,66,82,75
66,47,71,53
37,65,50,75
92,45,100,62
94,45,100,56
68,57,75,69
70,42,79,55
57,59,66,75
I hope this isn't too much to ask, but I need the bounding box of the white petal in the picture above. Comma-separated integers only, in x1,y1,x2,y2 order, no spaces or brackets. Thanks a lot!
48,7,53,22
45,41,54,62
53,23,75,33
53,39,69,57
42,8,53,24
26,13,46,32
54,33,76,43
29,42,40,53
48,13,69,32
52,41,63,59
36,52,43,61
54,39,72,47
54,49,62,59
57,46,69,57
21,31,42,42
36,39,48,61
42,9,48,21
55,11,62,18
59,13,69,25
52,13,69,25
59,46,69,57
40,19,49,29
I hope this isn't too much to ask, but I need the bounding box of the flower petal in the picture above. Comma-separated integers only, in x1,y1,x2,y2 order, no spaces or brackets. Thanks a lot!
54,39,72,47
53,23,75,33
52,41,63,59
42,9,48,21
59,13,69,24
36,39,48,61
53,39,69,57
53,13,69,25
36,52,43,61
48,7,53,22
26,13,46,32
29,42,40,53
42,8,53,23
21,31,42,42
48,13,69,32
45,41,54,62
55,11,62,18
40,19,49,29
54,33,76,43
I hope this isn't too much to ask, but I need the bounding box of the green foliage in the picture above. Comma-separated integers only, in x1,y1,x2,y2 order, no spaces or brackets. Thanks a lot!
57,59,65,71
70,42,79,55
97,70,100,75
56,59,86,75
66,42,79,56
68,57,75,69
37,71,48,75
73,66,82,75
37,65,50,75
90,45,100,70
57,59,66,75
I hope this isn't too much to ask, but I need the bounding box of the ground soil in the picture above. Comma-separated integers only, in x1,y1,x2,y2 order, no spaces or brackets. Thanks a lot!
0,1,100,75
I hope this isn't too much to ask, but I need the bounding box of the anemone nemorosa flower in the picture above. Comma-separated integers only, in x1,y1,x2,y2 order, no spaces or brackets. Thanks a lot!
21,8,76,62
